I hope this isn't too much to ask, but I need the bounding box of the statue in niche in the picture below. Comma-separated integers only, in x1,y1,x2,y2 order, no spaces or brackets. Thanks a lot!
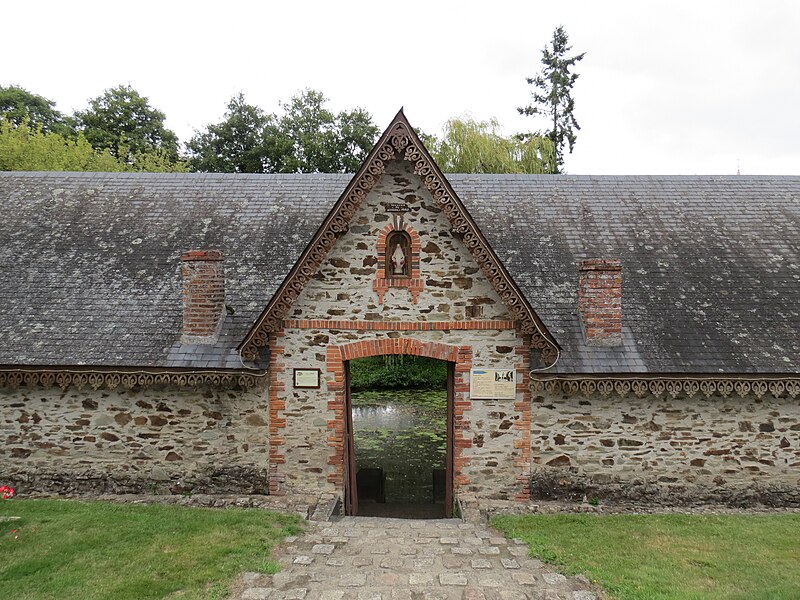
391,242,406,275
386,230,411,277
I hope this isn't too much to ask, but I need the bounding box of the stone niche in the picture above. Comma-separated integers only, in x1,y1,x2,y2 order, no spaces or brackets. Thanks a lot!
530,391,800,506
1,383,270,495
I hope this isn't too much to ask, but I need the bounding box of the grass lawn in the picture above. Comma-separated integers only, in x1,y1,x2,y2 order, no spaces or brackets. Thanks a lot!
0,499,302,600
492,513,800,600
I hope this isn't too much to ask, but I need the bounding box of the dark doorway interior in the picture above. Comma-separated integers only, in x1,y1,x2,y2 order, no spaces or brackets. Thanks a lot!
344,354,453,518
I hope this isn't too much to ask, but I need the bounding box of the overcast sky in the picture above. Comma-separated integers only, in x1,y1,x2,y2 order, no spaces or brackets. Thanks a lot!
3,1,798,174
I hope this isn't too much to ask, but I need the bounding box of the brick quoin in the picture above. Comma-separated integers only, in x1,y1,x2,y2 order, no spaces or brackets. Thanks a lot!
325,338,473,494
268,330,287,495
513,338,533,501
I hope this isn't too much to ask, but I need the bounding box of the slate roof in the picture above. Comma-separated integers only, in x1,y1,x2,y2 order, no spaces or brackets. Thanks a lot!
453,175,799,374
0,171,797,374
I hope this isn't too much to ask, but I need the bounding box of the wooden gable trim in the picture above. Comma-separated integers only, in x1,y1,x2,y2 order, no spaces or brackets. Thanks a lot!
238,109,560,365
0,365,266,391
532,374,800,399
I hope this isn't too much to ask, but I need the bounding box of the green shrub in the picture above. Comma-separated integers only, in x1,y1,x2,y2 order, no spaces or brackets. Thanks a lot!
349,355,447,391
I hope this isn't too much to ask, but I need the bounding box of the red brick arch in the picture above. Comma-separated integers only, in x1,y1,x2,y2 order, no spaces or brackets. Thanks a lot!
337,337,460,362
325,337,473,494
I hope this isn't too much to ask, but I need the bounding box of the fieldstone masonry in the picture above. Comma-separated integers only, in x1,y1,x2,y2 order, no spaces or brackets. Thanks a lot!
267,159,532,502
530,391,800,505
1,155,797,508
2,384,270,494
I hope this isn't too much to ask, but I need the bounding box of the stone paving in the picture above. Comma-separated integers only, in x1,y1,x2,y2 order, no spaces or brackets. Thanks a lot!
233,516,600,600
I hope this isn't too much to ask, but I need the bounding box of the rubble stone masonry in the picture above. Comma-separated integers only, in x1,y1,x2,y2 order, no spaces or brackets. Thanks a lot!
5,157,794,507
530,391,800,506
1,384,270,495
1,159,533,502
268,159,532,501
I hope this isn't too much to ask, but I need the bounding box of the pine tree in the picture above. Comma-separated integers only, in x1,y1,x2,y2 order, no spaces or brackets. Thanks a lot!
518,26,585,173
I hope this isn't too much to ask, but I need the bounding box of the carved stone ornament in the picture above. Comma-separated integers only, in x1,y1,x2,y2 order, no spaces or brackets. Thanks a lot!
531,376,800,399
0,367,265,391
239,110,560,365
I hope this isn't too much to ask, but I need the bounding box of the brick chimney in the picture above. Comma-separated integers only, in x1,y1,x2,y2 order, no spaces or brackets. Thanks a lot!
180,250,225,344
578,258,622,347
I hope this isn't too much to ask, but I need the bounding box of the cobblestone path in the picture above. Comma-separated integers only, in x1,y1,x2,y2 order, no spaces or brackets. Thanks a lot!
233,516,600,600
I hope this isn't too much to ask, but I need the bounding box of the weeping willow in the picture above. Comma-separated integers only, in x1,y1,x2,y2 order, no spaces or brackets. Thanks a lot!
429,117,557,174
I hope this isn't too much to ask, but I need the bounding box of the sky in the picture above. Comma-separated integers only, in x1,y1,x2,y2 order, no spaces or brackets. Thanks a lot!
3,0,799,175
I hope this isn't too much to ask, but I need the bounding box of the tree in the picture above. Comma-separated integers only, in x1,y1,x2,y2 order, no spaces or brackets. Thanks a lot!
187,89,379,174
518,26,585,173
429,117,556,174
75,84,180,165
0,85,74,136
186,93,283,173
275,89,379,173
0,118,187,172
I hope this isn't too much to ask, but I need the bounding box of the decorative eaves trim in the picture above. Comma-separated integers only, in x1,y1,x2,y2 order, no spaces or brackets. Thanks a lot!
0,366,266,391
238,109,560,365
532,375,800,399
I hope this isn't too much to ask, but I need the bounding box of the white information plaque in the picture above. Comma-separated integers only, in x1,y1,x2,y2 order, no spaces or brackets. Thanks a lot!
293,368,321,389
469,369,516,400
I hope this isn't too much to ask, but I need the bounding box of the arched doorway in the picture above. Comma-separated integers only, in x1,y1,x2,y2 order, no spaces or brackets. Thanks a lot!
343,356,454,518
326,338,472,518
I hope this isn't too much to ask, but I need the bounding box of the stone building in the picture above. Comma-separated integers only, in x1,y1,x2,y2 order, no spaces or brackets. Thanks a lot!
1,111,798,512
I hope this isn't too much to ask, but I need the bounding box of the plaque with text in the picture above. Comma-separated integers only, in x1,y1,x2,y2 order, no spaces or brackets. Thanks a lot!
469,369,516,400
293,368,321,389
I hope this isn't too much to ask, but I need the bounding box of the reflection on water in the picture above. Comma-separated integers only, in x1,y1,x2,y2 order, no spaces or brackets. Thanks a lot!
354,403,421,429
352,389,446,504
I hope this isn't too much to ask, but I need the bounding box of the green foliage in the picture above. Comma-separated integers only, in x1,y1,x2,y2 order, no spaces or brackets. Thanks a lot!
518,26,585,173
430,117,556,174
0,119,187,172
0,119,122,171
349,355,447,391
1,499,303,600
186,93,279,173
124,147,189,173
187,89,379,174
0,85,75,136
492,513,800,600
276,89,379,173
76,84,180,164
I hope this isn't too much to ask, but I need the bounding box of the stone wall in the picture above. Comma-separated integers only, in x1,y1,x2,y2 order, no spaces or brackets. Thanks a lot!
1,384,270,495
530,391,800,506
268,158,532,502
0,158,535,503
290,160,514,323
270,328,529,502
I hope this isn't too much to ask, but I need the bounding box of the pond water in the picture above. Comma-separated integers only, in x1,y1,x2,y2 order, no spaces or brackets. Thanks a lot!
352,389,447,504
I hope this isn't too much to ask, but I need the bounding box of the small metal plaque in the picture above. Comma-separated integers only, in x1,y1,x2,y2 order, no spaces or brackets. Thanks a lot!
386,203,409,213
470,369,516,400
293,368,321,389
